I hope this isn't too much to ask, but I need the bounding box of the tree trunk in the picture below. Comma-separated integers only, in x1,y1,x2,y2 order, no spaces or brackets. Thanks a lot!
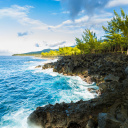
121,47,123,54
127,48,128,55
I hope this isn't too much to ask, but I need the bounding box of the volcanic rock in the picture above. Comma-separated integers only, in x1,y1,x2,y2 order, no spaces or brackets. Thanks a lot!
29,53,128,128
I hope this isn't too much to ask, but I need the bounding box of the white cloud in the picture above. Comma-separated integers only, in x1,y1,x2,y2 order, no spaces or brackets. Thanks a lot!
48,12,112,34
0,5,114,54
0,5,112,33
78,10,85,16
48,41,66,47
61,0,111,19
0,5,32,18
0,5,48,30
0,50,12,56
106,0,128,8
62,11,70,14
52,12,58,15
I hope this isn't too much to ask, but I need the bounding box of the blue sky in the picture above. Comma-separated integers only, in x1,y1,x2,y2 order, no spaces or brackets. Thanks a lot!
0,0,128,55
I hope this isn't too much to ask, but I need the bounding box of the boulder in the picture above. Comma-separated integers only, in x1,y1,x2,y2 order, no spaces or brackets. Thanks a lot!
86,119,95,128
85,76,93,84
87,88,97,93
35,65,42,68
98,83,108,93
123,78,128,87
104,74,119,82
121,118,128,128
125,66,128,76
98,113,107,128
96,89,102,95
68,122,81,128
42,63,55,69
98,113,121,128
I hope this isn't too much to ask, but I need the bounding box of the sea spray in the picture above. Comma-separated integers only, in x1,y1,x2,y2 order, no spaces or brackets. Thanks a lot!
0,56,98,128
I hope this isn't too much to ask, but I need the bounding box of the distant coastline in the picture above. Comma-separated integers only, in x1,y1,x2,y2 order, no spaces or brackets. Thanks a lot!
12,54,59,60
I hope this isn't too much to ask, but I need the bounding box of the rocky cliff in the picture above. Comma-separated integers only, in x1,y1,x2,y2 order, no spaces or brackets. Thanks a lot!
28,53,128,128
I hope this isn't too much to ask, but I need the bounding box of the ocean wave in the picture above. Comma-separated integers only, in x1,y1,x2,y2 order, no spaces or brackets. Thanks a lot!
1,108,31,128
0,56,98,128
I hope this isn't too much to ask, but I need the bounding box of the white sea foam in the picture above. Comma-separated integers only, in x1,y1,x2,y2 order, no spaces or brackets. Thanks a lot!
31,58,59,76
31,58,98,102
32,68,59,77
1,57,99,128
1,108,31,128
28,66,37,70
52,75,98,104
27,58,58,71
42,69,59,76
1,108,42,128
24,61,34,63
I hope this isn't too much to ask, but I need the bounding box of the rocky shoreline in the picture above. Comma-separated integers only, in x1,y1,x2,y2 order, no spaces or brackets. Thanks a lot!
28,53,128,128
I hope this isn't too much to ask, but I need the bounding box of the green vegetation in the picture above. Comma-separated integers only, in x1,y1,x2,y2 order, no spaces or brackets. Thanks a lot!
13,9,128,57
12,49,59,56
41,9,128,57
76,29,101,54
41,46,81,56
12,9,128,57
12,54,41,56
76,9,128,54
102,9,128,54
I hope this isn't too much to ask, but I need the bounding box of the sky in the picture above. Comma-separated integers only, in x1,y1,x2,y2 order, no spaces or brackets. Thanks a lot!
0,0,128,55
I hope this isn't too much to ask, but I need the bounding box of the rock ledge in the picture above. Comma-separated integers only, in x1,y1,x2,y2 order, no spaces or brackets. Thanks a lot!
28,54,128,128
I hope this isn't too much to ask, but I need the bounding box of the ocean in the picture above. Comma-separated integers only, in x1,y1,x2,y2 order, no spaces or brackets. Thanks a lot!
0,56,98,128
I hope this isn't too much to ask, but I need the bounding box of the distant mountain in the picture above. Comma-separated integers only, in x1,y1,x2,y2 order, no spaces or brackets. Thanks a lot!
24,46,75,54
12,45,76,56
23,48,59,55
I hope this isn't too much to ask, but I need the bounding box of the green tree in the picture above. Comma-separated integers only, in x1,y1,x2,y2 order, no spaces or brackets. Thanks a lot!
76,29,99,54
103,9,128,54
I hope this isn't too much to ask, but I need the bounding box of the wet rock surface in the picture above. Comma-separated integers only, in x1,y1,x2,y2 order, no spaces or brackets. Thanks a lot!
35,65,42,68
42,62,56,69
42,53,128,83
28,53,128,128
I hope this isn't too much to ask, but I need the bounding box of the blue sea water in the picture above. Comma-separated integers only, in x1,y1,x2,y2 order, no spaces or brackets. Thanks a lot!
0,56,98,128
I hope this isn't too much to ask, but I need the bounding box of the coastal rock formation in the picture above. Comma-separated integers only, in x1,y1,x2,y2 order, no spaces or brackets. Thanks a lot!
125,66,128,76
28,78,128,128
28,53,128,128
42,53,127,84
35,65,42,68
104,74,119,82
42,62,56,69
